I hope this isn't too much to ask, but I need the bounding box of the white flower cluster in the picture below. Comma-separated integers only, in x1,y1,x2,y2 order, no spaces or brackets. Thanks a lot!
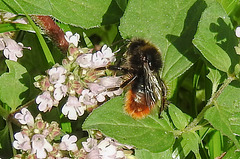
13,108,81,158
34,31,123,120
0,12,29,61
82,137,132,159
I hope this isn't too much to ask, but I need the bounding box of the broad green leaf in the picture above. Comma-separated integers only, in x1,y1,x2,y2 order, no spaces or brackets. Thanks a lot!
205,107,240,149
173,131,200,159
168,104,191,130
0,0,112,29
82,96,175,152
193,1,238,73
119,0,203,82
182,132,200,159
0,60,30,110
216,80,240,136
135,148,172,159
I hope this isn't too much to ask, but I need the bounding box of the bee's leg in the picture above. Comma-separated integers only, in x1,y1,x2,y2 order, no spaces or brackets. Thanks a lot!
158,79,169,118
120,74,136,88
95,65,129,73
107,75,136,91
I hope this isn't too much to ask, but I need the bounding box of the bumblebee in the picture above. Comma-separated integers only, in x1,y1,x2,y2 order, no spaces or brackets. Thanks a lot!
123,39,168,118
108,38,168,119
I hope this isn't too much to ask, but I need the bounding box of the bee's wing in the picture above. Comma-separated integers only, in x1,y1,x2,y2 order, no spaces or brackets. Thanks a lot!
143,63,167,112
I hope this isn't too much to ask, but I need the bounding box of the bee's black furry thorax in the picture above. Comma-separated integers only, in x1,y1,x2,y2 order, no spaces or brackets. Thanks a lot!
126,39,162,74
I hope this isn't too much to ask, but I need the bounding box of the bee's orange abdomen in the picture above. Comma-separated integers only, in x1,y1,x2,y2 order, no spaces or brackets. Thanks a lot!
125,89,152,119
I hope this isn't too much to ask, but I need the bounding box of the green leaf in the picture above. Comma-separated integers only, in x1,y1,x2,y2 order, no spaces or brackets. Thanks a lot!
168,104,191,130
208,130,223,159
193,1,238,73
205,106,240,149
217,0,238,15
0,126,12,158
61,122,72,133
0,23,33,33
0,60,30,110
0,0,112,29
82,96,175,152
135,148,172,159
13,0,55,66
101,0,124,25
223,141,240,159
216,80,240,136
119,0,203,82
115,0,128,11
173,131,200,159
207,66,225,95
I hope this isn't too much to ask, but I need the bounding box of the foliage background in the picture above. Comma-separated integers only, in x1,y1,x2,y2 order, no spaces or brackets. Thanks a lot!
1,0,240,158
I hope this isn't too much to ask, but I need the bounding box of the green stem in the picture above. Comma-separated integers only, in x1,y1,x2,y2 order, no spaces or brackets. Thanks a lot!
7,120,16,156
192,61,204,117
173,122,210,136
185,76,234,131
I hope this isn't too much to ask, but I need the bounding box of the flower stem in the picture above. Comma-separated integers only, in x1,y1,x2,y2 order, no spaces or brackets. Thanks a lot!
7,120,16,156
185,76,234,131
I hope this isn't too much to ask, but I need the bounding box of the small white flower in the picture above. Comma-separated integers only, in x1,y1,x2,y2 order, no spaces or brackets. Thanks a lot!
14,108,34,126
0,37,24,61
86,147,100,159
88,83,105,94
91,51,107,68
91,45,115,68
62,96,86,120
116,151,125,159
98,138,117,159
96,92,106,102
82,138,98,152
64,31,80,47
31,134,53,159
113,88,123,96
236,27,240,37
79,89,97,106
36,91,54,112
53,84,68,101
0,38,5,50
13,132,31,151
13,17,28,24
76,53,92,68
98,76,122,89
101,45,115,61
59,134,78,151
2,12,16,20
48,66,66,85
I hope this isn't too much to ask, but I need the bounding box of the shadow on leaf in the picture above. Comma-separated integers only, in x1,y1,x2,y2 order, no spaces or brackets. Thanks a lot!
209,17,239,73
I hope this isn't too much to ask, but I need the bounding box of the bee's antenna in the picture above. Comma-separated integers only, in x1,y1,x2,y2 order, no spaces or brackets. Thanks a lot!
111,39,129,47
111,39,130,54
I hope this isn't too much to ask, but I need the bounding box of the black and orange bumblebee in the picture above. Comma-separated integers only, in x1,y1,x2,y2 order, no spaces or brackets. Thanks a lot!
99,38,168,119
